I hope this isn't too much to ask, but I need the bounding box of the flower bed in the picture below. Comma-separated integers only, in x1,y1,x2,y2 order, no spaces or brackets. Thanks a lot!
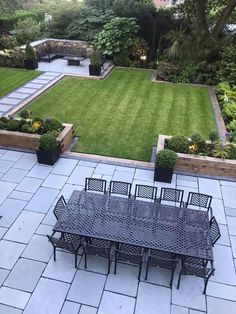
157,135,236,179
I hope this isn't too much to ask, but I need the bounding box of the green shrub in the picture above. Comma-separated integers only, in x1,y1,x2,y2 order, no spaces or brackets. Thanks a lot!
229,131,236,143
168,135,189,153
227,144,236,160
222,102,236,120
21,123,34,133
90,48,100,66
113,52,131,67
25,43,36,60
7,120,19,131
190,133,207,152
38,133,58,151
156,149,177,168
208,130,219,143
43,118,63,133
0,48,24,68
227,119,236,132
212,141,230,159
19,109,31,120
156,61,179,82
0,116,9,123
0,121,7,130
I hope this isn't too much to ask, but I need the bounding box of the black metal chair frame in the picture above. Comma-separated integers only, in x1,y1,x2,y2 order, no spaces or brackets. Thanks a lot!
85,177,107,194
53,195,66,220
83,238,114,274
145,249,179,287
159,188,184,207
47,231,82,268
209,216,221,246
134,184,157,201
185,192,213,219
114,243,145,280
109,181,132,198
177,256,215,294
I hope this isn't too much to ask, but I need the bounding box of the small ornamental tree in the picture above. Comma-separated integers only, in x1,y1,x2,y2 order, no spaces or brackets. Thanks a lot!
25,43,36,60
95,17,139,57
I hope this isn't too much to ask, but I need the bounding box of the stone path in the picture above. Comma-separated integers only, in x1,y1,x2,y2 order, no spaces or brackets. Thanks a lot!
0,72,62,117
0,148,235,314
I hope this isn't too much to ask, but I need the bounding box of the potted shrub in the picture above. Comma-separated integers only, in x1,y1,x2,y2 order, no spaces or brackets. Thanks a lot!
154,149,177,183
36,133,60,165
89,48,101,76
24,43,38,70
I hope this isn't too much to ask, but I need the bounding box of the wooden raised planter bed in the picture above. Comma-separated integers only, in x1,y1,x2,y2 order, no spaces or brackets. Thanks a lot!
0,123,74,153
157,135,236,179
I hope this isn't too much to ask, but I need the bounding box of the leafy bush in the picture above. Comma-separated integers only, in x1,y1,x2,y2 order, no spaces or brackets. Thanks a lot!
222,102,236,120
38,133,58,151
7,120,19,131
156,149,177,168
21,123,34,133
227,119,236,132
168,135,189,153
113,52,131,66
208,130,219,143
90,48,100,66
173,61,199,83
229,131,236,143
190,133,207,152
0,116,9,123
19,109,31,120
0,48,24,68
227,144,236,160
156,61,179,81
212,141,230,159
0,121,8,130
43,118,63,133
25,43,36,60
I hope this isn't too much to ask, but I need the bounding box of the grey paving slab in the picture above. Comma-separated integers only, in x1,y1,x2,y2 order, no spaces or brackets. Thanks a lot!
105,263,139,297
36,224,54,236
14,153,37,170
220,180,236,187
155,174,177,189
211,198,226,225
231,236,236,258
43,251,77,283
171,305,188,314
0,226,7,239
67,166,94,185
143,265,173,287
0,287,30,310
199,178,222,199
38,75,57,80
4,258,45,292
1,151,24,162
207,281,236,301
172,276,206,311
25,187,59,213
225,207,236,217
27,164,53,179
189,311,206,314
0,181,16,205
0,198,26,228
177,174,198,182
210,244,236,285
227,216,236,236
42,206,57,226
58,184,84,200
0,304,22,314
207,296,236,314
95,164,116,176
9,191,32,201
116,165,135,173
176,185,198,202
98,291,135,314
1,168,28,183
0,98,21,105
67,270,106,307
79,306,97,314
24,278,70,314
44,72,60,76
0,240,25,270
4,210,44,243
0,105,12,112
60,301,81,314
42,174,67,189
78,160,97,167
217,224,230,246
16,177,43,193
52,158,78,176
17,87,37,94
135,282,171,314
177,178,198,188
0,268,9,286
221,186,236,208
8,92,29,99
79,255,109,275
0,149,8,154
134,169,154,182
112,170,134,183
22,234,53,262
0,160,14,173
24,83,44,89
32,78,51,84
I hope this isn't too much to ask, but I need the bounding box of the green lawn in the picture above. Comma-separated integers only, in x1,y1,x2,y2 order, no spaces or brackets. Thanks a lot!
26,68,216,161
0,67,41,97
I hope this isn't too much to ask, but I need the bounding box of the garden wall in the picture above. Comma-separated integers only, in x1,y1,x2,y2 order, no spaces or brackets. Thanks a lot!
0,123,74,152
157,135,236,179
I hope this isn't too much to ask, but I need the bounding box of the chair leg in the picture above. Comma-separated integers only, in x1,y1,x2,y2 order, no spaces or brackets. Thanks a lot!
84,251,87,269
203,277,210,294
145,262,149,281
107,256,111,274
114,256,117,274
75,253,78,269
170,268,175,288
53,247,56,261
138,263,142,281
177,271,182,289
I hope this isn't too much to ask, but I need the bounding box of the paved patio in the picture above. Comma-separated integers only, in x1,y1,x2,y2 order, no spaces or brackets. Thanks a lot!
0,148,235,314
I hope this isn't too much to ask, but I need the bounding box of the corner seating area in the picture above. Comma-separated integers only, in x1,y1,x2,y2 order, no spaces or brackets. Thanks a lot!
47,178,221,295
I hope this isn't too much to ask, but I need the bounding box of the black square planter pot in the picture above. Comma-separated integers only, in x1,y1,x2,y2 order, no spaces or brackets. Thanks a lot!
154,166,174,183
36,148,60,166
89,64,101,76
24,59,38,70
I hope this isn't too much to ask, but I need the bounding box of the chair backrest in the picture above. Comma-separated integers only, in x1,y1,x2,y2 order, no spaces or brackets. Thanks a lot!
134,184,157,200
109,181,131,197
160,188,184,205
182,257,215,279
210,216,221,245
186,192,212,209
53,196,66,220
85,178,107,193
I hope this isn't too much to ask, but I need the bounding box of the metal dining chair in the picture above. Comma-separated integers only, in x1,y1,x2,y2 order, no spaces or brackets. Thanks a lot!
85,177,107,193
185,192,213,219
209,216,221,246
53,195,66,220
109,181,132,198
134,184,157,201
158,187,184,207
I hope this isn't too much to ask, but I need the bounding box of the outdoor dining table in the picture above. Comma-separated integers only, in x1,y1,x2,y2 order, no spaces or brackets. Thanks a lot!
53,190,213,261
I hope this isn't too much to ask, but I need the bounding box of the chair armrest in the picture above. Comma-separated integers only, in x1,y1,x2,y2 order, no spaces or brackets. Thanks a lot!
207,207,213,220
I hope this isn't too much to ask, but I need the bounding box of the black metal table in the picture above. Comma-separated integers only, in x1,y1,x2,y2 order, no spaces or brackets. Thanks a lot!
63,56,85,66
53,190,213,261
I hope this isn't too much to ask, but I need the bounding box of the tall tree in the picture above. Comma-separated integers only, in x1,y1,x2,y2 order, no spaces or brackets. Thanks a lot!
0,0,23,15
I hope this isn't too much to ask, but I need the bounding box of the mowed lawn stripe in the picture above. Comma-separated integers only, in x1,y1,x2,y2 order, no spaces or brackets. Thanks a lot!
26,68,216,161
